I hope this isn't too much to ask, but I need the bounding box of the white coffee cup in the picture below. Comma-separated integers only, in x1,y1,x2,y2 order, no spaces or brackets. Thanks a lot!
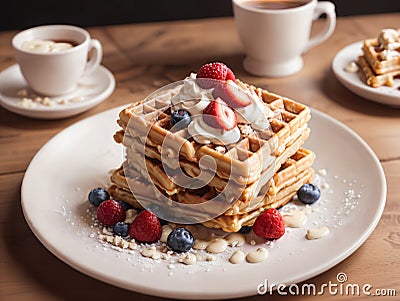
233,0,336,77
12,25,103,96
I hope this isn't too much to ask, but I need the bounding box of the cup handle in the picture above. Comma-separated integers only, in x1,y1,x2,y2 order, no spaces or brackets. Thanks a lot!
303,1,336,53
83,39,103,76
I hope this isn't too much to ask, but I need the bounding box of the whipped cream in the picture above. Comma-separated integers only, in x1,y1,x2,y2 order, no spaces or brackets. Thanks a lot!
344,61,359,73
188,116,240,145
171,73,212,116
377,29,400,51
22,39,74,53
234,81,273,131
169,74,272,144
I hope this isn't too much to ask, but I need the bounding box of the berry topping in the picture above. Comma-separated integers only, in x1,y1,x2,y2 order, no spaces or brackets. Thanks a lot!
171,109,192,130
238,225,252,234
226,67,236,81
167,227,194,252
212,81,252,108
129,210,162,243
203,98,237,131
297,183,321,204
113,221,129,237
88,187,109,206
196,62,236,88
97,199,126,226
253,208,285,240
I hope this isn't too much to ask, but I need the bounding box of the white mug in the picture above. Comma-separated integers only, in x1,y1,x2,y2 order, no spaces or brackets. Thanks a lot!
12,25,103,96
233,0,336,77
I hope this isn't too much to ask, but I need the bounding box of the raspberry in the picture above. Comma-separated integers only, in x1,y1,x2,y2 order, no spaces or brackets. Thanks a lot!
253,208,285,239
129,210,162,243
196,62,236,88
97,199,126,226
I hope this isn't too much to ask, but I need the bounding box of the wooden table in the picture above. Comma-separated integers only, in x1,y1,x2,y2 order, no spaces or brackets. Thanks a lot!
1,13,399,301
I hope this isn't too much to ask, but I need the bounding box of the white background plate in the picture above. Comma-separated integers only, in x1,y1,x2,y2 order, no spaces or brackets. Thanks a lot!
0,64,115,119
21,106,386,300
332,41,400,107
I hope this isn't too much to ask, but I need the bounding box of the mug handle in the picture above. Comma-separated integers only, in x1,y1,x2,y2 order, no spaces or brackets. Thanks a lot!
83,39,103,76
303,1,336,53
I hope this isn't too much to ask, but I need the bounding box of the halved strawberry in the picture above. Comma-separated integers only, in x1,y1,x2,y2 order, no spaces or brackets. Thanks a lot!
196,62,236,89
212,81,251,108
203,98,237,131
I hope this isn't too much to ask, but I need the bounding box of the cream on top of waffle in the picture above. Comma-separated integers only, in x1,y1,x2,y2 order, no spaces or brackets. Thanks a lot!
188,113,241,145
171,73,212,115
376,28,400,60
170,73,273,145
234,80,273,130
377,28,400,51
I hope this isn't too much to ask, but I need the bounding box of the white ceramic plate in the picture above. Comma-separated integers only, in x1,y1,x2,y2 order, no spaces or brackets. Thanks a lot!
21,106,386,300
0,64,115,119
332,41,400,107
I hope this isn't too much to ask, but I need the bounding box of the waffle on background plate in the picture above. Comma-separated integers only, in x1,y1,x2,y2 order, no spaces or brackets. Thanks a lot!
108,76,316,232
358,28,400,87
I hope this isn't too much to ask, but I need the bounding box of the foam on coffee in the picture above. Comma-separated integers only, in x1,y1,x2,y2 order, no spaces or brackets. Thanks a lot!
21,39,76,53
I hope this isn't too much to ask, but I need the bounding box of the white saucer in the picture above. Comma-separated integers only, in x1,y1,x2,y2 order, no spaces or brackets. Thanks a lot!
0,64,115,119
332,41,400,108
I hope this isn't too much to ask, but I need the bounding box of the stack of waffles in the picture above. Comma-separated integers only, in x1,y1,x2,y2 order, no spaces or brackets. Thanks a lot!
358,28,400,87
108,78,315,232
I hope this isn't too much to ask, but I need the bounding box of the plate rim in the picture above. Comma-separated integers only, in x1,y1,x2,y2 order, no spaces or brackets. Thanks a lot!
20,106,387,300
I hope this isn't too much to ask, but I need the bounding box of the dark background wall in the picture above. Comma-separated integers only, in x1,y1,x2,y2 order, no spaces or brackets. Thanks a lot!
1,0,399,31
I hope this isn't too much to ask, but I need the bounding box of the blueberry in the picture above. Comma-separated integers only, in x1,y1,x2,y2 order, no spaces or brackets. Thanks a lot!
297,183,321,204
167,227,194,252
238,225,252,234
113,222,129,237
118,200,132,211
88,187,109,206
170,109,191,130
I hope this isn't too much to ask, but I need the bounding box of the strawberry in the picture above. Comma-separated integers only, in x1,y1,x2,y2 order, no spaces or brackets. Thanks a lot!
212,81,252,108
253,208,285,239
129,210,162,243
97,199,126,226
226,67,236,81
203,98,237,131
196,62,236,88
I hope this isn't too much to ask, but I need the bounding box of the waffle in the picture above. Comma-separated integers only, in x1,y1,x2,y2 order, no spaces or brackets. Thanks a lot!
363,39,400,74
358,55,400,88
358,28,400,87
115,81,310,186
108,148,315,232
114,125,310,202
109,75,315,231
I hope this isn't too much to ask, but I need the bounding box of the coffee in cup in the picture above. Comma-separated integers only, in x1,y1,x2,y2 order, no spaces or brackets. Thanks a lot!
233,0,336,77
12,25,103,96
